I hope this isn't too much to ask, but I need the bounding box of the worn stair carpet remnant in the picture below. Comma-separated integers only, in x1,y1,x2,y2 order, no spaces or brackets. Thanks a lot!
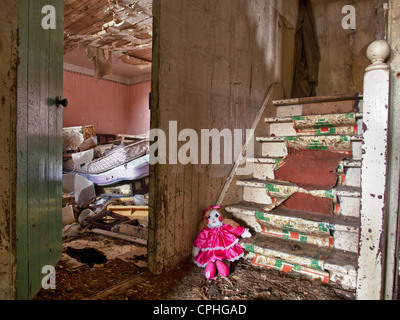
274,148,348,190
285,113,358,155
263,113,357,214
245,112,359,281
284,135,353,155
292,113,358,137
263,181,339,215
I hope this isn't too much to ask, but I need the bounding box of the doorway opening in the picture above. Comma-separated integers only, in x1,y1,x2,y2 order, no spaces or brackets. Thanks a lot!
39,0,153,299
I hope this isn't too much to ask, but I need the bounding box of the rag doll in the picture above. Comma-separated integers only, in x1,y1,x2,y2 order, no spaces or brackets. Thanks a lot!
192,206,252,279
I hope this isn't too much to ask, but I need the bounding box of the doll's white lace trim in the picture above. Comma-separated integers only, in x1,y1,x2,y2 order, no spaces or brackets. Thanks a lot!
194,228,249,252
193,252,245,268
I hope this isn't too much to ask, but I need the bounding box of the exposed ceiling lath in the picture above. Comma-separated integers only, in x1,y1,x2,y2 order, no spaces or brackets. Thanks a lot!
64,0,152,70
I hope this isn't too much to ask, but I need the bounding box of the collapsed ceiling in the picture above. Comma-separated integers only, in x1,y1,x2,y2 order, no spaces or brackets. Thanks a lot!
64,0,152,81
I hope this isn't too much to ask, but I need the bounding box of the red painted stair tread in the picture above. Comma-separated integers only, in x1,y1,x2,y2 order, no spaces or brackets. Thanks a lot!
280,193,334,215
274,148,348,190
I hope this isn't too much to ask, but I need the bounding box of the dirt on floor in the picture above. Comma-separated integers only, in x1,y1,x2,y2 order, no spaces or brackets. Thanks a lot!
34,233,354,301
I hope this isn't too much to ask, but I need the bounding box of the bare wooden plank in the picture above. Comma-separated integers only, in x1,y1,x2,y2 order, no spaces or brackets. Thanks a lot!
16,0,64,299
147,0,160,274
26,0,44,298
148,164,167,274
174,165,185,259
39,0,52,271
16,0,30,301
190,169,200,236
90,229,147,246
273,93,363,106
302,100,359,116
65,3,112,35
165,165,177,269
64,0,91,17
118,223,148,240
106,205,148,220
183,165,194,257
48,0,64,267
197,170,207,223
0,0,19,300
64,0,105,22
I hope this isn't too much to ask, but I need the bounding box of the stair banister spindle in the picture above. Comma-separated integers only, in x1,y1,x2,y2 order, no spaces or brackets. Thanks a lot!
357,40,391,300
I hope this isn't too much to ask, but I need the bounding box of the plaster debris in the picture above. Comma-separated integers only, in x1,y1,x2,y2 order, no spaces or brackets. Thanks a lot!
64,0,152,72
85,46,113,82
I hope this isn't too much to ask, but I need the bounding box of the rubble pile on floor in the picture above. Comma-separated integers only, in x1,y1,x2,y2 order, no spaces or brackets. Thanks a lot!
61,125,150,267
62,191,149,245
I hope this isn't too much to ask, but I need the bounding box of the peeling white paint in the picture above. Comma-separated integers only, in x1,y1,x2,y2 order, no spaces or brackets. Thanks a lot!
357,40,391,300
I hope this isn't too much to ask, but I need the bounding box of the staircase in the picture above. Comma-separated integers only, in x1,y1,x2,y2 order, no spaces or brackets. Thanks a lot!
223,92,363,292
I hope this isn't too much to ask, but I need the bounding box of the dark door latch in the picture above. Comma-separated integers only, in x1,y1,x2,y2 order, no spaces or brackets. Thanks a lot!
56,97,68,108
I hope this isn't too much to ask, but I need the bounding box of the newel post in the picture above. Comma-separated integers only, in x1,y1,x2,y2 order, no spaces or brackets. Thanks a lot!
357,40,391,300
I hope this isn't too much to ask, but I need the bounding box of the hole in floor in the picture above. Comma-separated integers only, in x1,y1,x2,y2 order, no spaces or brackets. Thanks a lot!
65,247,108,268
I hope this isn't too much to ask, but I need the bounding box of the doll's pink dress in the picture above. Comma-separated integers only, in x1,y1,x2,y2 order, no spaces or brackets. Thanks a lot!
193,224,247,267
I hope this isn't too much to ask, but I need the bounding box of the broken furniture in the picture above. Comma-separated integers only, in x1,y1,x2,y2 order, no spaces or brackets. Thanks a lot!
96,133,117,144
61,127,150,246
85,210,130,231
119,133,149,144
62,205,75,226
106,204,148,221
115,219,148,240
62,173,96,207
63,125,97,153
63,138,149,188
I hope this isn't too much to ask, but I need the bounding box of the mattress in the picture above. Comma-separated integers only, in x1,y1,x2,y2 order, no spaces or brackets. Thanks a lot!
63,139,149,186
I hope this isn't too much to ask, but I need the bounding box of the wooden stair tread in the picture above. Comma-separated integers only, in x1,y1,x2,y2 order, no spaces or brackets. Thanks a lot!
324,248,358,272
256,135,363,142
225,201,359,232
237,178,361,197
222,93,363,289
242,233,330,264
242,233,358,273
264,112,363,123
248,157,361,168
273,93,362,106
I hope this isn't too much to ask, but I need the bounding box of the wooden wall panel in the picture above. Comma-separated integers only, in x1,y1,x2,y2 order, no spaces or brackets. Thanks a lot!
0,0,19,300
310,0,386,95
17,0,64,300
149,0,297,274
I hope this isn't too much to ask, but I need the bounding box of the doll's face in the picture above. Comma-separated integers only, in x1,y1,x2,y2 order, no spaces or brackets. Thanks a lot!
207,210,223,228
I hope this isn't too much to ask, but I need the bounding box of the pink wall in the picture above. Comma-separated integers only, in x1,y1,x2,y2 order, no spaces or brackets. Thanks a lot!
63,70,150,137
128,81,151,135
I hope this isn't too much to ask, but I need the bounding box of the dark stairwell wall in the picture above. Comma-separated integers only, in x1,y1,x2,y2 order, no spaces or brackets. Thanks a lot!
311,0,386,95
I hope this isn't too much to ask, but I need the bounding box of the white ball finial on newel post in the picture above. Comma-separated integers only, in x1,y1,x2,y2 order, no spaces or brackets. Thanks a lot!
365,40,391,72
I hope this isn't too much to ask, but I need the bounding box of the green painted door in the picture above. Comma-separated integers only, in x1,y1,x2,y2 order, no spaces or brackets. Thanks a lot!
17,0,64,300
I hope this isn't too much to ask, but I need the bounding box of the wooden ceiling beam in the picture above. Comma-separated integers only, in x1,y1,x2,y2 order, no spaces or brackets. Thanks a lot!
65,2,111,33
64,0,98,19
64,0,153,60
64,0,90,17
